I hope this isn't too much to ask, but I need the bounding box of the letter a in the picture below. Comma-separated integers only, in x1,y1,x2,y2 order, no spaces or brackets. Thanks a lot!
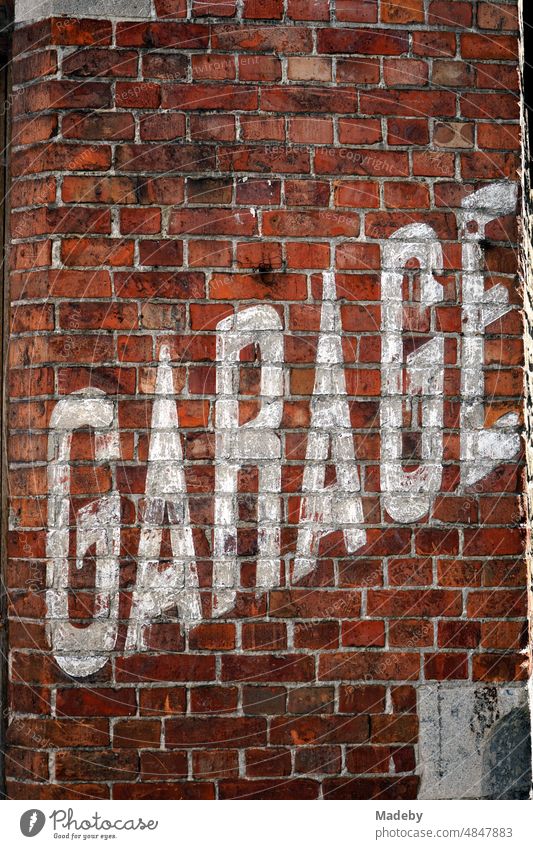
126,347,201,651
294,272,366,583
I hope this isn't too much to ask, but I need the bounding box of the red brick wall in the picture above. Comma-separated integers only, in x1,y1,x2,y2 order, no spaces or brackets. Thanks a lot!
5,0,528,800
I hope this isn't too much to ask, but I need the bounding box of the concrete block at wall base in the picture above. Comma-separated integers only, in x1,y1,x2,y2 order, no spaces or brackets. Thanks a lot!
418,683,531,799
15,0,151,23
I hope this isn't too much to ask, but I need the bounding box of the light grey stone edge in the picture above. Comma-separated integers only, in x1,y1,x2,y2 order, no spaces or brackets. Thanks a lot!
15,0,152,24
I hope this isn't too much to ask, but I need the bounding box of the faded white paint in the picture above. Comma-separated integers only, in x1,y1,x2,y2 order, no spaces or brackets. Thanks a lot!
46,390,120,677
125,346,201,651
380,225,445,523
459,183,520,487
294,272,365,581
213,306,284,616
43,180,523,676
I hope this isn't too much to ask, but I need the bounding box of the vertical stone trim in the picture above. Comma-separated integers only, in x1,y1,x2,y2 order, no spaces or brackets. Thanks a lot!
519,0,533,800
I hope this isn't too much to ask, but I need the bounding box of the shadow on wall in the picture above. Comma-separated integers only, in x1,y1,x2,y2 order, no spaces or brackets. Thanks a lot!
482,706,531,799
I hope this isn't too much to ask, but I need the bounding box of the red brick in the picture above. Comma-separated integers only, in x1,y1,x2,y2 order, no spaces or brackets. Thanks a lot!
13,50,57,84
211,26,313,53
287,687,335,714
461,33,517,60
342,620,385,647
192,54,236,80
162,83,257,111
116,22,209,49
116,144,216,173
143,52,187,79
295,746,342,774
139,113,186,141
371,714,418,743
361,90,455,117
381,0,424,23
463,528,524,557
294,621,339,650
139,688,187,716
384,181,430,209
12,114,58,147
242,623,287,651
318,29,408,55
288,0,330,20
261,85,356,114
481,622,526,650
425,653,469,680
319,652,420,681
429,1,473,26
467,590,527,619
246,747,292,777
167,717,266,747
270,589,360,618
139,240,183,267
367,589,462,618
190,241,232,268
270,715,368,744
140,751,188,780
337,58,380,84
170,209,257,236
222,654,315,683
239,54,281,81
438,621,481,649
473,654,526,682
114,782,214,799
56,751,138,782
383,59,429,87
413,31,456,57
219,779,318,799
242,686,286,715
243,0,283,18
14,81,111,115
189,623,236,650
193,750,239,780
7,719,109,749
62,175,137,204
263,210,360,237
116,655,216,683
477,2,518,31
12,143,112,176
337,118,383,145
209,272,305,300
63,49,137,78
289,116,333,144
50,18,113,46
113,720,161,748
57,688,137,717
389,620,433,647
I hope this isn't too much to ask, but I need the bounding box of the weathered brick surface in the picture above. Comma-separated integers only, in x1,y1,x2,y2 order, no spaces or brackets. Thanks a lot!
5,0,527,800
